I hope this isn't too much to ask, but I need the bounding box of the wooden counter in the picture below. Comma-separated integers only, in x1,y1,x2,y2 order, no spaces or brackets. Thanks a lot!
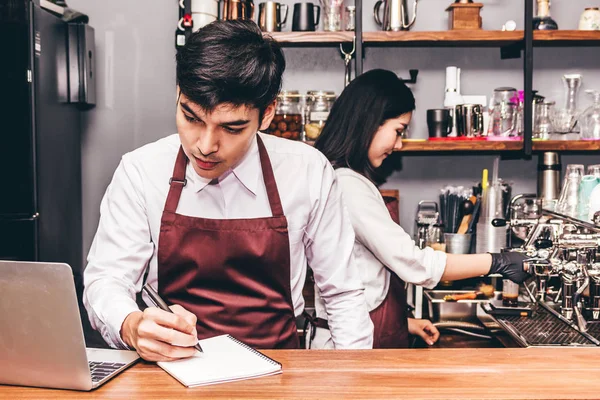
3,348,600,399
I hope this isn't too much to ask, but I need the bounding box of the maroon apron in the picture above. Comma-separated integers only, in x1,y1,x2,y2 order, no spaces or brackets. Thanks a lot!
305,195,409,349
157,136,300,349
370,196,409,349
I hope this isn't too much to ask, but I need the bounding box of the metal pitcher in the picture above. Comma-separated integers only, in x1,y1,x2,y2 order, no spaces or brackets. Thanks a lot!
455,104,484,137
222,0,255,20
374,0,418,31
258,2,288,32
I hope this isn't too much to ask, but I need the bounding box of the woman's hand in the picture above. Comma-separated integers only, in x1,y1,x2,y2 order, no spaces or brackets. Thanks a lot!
408,318,440,346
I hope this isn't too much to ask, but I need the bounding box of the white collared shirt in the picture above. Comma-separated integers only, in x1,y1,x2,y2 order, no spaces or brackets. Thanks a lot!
310,168,447,349
83,133,373,349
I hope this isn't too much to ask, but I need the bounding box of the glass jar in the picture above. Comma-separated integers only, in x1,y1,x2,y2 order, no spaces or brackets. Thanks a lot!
305,91,336,141
267,90,303,141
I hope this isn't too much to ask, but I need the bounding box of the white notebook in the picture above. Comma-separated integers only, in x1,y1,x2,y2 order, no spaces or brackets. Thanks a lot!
157,335,282,387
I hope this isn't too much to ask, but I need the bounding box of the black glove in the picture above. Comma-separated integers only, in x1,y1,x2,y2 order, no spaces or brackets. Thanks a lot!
489,252,531,284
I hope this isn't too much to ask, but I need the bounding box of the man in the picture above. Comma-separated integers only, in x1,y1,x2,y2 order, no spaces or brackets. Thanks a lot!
83,20,373,361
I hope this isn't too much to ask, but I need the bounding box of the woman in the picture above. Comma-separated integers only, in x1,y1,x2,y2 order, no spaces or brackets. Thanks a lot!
309,69,530,349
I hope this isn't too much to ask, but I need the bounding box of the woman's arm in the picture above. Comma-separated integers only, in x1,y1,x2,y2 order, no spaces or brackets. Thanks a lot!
338,173,447,289
442,253,492,281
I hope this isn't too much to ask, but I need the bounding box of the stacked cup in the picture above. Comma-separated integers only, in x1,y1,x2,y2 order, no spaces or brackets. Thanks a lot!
189,0,219,31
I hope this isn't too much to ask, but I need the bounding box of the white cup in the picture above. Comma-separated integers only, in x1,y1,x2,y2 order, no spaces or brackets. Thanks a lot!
192,12,217,31
191,0,219,16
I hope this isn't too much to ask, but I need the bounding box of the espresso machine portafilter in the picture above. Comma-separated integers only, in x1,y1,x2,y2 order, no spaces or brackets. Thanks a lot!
588,263,600,320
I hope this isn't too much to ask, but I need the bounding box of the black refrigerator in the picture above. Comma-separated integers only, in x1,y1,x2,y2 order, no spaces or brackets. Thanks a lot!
1,0,103,345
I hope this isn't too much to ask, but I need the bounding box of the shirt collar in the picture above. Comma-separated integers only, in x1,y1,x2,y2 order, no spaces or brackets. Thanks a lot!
185,135,260,196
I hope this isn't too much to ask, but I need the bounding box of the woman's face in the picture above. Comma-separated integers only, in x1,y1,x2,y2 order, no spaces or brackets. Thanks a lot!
368,112,412,168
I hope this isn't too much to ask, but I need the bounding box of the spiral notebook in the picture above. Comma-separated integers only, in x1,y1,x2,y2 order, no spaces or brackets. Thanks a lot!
157,334,282,387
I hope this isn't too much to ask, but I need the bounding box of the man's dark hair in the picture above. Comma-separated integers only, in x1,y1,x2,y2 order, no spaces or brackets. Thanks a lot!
314,69,415,185
176,20,286,116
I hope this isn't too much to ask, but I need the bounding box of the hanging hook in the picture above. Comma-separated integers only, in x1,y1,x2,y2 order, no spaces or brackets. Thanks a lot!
339,37,356,87
399,69,419,84
339,36,356,59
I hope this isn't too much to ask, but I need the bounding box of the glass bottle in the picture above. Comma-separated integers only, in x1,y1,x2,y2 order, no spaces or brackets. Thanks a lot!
267,90,303,141
564,74,582,133
580,90,600,140
563,74,582,114
345,5,356,31
533,0,558,30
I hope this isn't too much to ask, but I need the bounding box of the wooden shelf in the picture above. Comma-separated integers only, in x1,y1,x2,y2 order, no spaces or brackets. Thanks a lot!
396,139,600,153
398,140,523,152
534,30,600,46
267,30,600,48
265,32,353,46
532,140,600,151
363,30,523,47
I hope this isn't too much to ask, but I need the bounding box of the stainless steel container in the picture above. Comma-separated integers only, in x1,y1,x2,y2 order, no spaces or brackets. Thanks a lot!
455,104,484,137
425,290,502,323
537,151,561,207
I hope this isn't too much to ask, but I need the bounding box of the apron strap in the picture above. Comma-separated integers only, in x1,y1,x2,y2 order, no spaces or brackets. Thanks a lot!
164,146,189,213
165,136,285,217
256,135,285,218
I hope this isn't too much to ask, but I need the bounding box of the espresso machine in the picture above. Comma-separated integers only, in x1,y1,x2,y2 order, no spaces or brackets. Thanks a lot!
486,204,600,347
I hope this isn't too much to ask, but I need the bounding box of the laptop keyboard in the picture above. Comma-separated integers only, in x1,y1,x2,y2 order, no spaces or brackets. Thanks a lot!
89,361,126,383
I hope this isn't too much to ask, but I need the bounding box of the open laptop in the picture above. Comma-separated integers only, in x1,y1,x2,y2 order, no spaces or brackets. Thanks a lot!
0,260,139,391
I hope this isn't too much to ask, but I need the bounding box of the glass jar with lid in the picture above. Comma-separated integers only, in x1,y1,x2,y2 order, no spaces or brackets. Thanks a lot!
267,90,303,141
305,91,336,141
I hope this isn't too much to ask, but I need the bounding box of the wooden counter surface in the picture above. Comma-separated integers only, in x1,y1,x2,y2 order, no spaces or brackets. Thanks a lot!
2,348,600,399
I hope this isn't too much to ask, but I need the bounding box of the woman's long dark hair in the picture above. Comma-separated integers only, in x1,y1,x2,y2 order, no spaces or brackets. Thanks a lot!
314,69,415,184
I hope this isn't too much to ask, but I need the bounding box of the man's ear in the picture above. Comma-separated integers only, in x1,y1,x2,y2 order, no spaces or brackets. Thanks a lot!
259,101,277,131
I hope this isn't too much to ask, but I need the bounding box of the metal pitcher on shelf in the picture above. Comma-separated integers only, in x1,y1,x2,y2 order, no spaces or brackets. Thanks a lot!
373,0,418,31
222,0,255,20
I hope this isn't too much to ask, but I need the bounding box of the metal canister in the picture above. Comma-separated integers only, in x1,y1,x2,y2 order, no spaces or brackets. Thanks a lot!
537,152,561,209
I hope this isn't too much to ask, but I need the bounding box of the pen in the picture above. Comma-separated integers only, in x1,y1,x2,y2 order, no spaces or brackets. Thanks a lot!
142,283,203,353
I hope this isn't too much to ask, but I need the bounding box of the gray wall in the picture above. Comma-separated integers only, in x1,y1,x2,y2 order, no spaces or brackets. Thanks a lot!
69,0,600,260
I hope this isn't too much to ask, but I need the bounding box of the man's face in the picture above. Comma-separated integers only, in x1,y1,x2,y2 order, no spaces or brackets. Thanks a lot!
176,92,275,180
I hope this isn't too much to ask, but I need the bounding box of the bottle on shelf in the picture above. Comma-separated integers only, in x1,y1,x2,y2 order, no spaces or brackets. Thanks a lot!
533,0,558,30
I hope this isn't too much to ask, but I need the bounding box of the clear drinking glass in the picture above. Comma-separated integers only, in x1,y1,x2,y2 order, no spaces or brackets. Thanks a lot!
502,279,519,307
578,175,600,221
550,108,577,134
533,101,555,139
557,164,585,217
588,164,600,179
